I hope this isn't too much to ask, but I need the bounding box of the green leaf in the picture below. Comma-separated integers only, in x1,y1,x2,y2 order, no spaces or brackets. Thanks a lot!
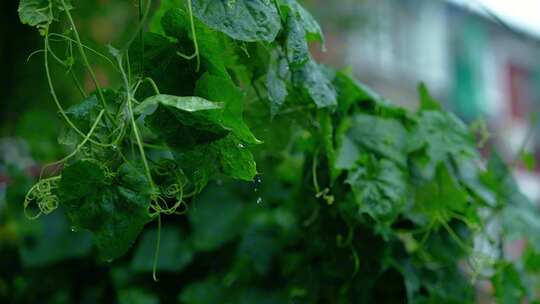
409,111,477,178
18,0,72,35
493,263,525,304
119,289,159,304
418,82,441,111
131,226,193,273
285,13,309,68
178,276,225,304
160,7,233,78
266,51,289,117
172,143,219,192
346,158,407,225
129,32,198,96
58,90,119,146
280,0,324,45
161,6,191,38
136,94,223,114
335,135,359,171
414,163,469,218
139,94,229,149
299,61,337,108
347,113,408,167
480,152,540,250
333,70,380,114
192,0,281,42
189,184,245,251
521,151,536,171
59,161,153,261
195,73,260,144
215,134,257,181
19,210,93,267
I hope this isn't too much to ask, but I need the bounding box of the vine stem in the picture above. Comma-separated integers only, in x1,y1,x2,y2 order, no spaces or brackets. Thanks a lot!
61,0,115,125
187,0,201,72
152,214,162,282
139,0,145,76
125,0,152,50
39,110,106,179
117,51,155,190
44,30,107,147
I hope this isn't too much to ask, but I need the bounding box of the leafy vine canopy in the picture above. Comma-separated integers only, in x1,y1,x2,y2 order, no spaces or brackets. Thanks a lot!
17,0,540,302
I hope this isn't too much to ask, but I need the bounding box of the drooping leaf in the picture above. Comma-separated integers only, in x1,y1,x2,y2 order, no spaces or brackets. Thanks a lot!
191,0,281,42
298,60,337,108
195,73,260,144
138,94,229,149
285,13,309,68
333,70,379,114
279,0,325,45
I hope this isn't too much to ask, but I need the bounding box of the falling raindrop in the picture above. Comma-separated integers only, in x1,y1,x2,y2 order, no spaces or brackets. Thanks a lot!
70,226,79,232
253,174,262,193
256,197,263,205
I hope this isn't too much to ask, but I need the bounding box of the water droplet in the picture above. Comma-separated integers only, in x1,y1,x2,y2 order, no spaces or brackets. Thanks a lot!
238,143,245,149
70,226,79,232
256,197,263,205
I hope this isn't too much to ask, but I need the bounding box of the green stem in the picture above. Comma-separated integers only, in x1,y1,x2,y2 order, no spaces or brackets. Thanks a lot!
117,51,155,189
44,30,105,147
139,0,145,76
152,214,162,282
48,33,120,71
40,110,106,179
125,0,152,49
70,70,87,98
187,0,201,72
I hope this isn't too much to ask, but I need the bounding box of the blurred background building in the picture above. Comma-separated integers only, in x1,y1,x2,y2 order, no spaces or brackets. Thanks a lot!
306,0,540,203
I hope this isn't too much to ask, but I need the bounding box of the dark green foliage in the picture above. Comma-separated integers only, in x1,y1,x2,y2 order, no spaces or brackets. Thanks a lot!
59,161,153,260
8,0,540,303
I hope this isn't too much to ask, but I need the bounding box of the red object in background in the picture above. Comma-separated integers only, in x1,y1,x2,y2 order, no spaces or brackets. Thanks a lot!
0,175,9,184
507,63,527,119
